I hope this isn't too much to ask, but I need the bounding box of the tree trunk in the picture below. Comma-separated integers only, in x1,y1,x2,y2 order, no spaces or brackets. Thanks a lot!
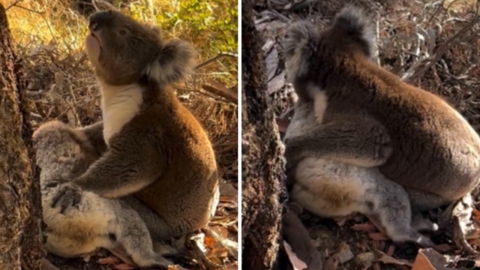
0,4,44,269
241,0,287,269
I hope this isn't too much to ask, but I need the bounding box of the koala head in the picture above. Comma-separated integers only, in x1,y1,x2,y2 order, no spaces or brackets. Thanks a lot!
85,10,195,86
284,6,375,100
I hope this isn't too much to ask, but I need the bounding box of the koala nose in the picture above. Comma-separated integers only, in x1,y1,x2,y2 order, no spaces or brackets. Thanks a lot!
88,10,113,31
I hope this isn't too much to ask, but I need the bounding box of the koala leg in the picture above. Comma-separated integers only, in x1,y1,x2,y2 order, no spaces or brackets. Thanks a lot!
105,200,174,268
291,157,432,247
411,211,438,232
120,195,176,242
76,121,107,155
284,111,392,171
405,187,451,212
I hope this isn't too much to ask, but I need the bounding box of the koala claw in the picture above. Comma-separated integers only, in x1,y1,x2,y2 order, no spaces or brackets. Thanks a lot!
371,133,393,165
373,143,393,163
51,183,82,213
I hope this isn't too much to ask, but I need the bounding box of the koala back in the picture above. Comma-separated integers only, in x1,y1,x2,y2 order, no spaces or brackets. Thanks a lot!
284,6,480,201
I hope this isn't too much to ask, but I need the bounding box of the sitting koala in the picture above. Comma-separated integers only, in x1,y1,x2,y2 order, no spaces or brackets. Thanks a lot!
280,6,480,246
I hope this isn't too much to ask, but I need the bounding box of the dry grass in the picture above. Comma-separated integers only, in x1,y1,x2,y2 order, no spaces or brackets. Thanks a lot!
3,0,238,269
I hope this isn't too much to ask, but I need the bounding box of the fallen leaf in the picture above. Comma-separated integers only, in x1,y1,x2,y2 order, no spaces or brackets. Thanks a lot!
376,251,413,267
114,263,136,270
323,256,339,270
265,48,278,81
351,223,378,232
212,226,229,239
204,235,216,249
97,257,121,265
284,241,308,270
332,242,354,264
353,252,375,270
412,248,454,270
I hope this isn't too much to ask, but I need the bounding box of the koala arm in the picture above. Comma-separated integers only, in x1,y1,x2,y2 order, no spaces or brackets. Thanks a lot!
51,138,165,209
77,121,107,155
74,146,163,198
284,119,392,171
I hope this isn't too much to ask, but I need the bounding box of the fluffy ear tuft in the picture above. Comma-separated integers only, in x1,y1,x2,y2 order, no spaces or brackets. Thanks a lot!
145,40,196,85
332,6,375,57
284,20,319,83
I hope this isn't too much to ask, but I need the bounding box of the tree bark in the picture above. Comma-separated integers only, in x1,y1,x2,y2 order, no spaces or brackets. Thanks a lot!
241,0,287,269
0,4,44,269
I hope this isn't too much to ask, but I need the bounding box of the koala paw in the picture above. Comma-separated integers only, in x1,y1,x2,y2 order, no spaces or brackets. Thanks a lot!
371,133,393,165
51,183,82,213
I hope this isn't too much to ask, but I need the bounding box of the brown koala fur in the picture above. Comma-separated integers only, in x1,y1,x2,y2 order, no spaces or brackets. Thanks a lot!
52,10,219,240
284,6,480,213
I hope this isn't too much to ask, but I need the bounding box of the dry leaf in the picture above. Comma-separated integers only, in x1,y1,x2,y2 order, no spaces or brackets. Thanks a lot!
332,242,354,264
376,251,413,267
323,256,339,270
284,240,308,270
204,235,216,249
412,251,438,270
351,223,377,232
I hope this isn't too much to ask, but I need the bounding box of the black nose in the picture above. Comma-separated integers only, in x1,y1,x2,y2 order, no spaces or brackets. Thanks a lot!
88,10,113,31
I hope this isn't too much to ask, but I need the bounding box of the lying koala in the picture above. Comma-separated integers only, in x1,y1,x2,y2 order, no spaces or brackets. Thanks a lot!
284,100,434,247
34,121,172,268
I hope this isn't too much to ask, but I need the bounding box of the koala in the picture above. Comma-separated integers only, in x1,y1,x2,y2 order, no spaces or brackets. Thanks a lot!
51,10,220,240
283,6,480,245
284,100,434,246
33,121,173,268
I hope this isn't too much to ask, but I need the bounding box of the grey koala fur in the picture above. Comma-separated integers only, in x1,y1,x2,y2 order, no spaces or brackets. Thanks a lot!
284,100,434,246
33,121,173,268
51,10,220,241
283,6,480,245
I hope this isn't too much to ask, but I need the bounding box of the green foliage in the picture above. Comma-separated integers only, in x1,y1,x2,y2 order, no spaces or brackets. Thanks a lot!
159,0,237,57
131,0,237,58
129,0,237,85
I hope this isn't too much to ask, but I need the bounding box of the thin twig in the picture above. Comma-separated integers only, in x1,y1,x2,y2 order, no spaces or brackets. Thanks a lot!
195,52,238,69
201,84,238,104
7,3,44,14
407,15,480,82
5,0,24,11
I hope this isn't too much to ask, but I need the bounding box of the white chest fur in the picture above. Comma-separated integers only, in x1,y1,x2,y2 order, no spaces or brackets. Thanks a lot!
98,81,143,144
312,88,328,123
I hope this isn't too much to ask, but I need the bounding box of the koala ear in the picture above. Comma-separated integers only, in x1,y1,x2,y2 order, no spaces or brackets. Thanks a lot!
331,6,375,58
145,40,195,85
284,20,319,83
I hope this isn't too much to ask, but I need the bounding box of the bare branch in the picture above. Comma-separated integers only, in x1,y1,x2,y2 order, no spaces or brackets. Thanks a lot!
195,52,238,70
